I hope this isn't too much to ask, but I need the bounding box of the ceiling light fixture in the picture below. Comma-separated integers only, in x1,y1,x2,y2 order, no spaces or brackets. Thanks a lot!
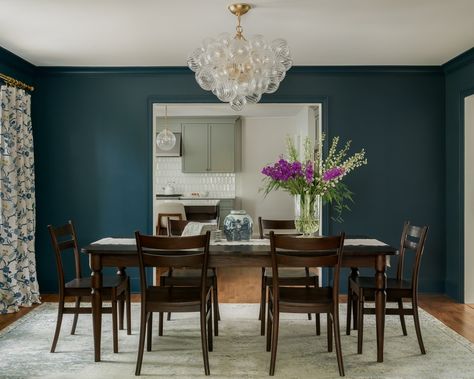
156,105,176,151
187,3,292,111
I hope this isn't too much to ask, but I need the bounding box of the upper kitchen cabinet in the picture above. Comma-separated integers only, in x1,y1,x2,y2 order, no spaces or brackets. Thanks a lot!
182,117,241,173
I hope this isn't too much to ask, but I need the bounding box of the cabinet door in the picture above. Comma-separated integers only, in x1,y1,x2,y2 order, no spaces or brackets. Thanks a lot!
182,123,208,173
209,123,235,172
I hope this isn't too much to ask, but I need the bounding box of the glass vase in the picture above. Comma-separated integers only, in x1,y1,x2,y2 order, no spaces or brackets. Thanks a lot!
294,193,320,237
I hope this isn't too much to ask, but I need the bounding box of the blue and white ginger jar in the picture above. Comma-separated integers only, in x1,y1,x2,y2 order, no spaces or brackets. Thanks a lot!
223,210,253,241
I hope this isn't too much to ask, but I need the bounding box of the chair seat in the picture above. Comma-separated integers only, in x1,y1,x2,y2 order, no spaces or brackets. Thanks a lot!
145,286,210,311
65,275,127,289
264,267,318,286
264,267,318,279
161,268,215,278
350,276,412,291
271,287,333,311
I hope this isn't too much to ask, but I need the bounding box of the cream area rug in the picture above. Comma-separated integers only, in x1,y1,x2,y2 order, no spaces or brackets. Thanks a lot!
1,303,474,379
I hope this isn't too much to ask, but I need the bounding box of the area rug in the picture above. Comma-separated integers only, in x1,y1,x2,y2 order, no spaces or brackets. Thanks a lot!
1,303,474,379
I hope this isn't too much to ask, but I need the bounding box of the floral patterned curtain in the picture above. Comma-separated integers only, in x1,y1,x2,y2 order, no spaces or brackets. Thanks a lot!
0,85,40,313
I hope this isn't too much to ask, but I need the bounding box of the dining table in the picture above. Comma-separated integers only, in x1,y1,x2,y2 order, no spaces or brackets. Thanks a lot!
81,237,397,363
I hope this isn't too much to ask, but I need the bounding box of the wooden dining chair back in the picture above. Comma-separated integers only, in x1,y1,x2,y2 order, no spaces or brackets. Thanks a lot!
257,217,320,336
267,232,345,376
346,221,429,355
47,221,130,354
167,219,191,236
395,222,429,291
258,218,296,238
49,221,82,291
134,231,213,376
164,218,221,336
155,201,187,235
167,219,218,236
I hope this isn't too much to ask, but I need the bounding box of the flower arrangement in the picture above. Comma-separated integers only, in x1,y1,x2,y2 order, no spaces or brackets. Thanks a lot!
261,136,367,234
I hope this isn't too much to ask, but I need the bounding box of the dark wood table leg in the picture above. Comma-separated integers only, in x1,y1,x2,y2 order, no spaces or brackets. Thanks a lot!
91,255,103,362
350,267,359,330
375,254,387,363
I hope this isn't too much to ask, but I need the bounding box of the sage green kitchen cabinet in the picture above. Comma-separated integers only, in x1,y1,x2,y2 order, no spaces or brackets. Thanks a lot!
181,117,241,173
182,123,208,172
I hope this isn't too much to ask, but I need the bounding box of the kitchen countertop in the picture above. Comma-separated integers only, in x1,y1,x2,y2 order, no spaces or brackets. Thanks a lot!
156,199,221,206
156,195,235,200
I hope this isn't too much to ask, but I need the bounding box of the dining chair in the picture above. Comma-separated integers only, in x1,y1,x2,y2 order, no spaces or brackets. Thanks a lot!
155,201,186,235
159,219,220,336
134,231,213,376
48,221,131,353
258,217,320,336
346,221,429,354
267,232,345,376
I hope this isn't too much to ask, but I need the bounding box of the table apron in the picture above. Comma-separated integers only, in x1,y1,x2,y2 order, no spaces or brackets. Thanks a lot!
89,253,382,269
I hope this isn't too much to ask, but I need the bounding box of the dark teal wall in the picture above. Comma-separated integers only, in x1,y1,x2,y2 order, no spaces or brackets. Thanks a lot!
444,48,474,301
0,46,35,85
32,66,445,293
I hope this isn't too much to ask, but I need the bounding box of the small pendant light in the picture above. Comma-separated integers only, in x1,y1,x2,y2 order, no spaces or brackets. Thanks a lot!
156,105,176,151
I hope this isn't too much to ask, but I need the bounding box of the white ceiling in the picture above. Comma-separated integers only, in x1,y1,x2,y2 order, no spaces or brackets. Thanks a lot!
1,0,473,67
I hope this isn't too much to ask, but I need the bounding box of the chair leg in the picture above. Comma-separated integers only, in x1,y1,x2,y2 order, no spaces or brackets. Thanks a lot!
357,292,364,354
135,311,148,376
213,268,221,321
70,296,81,335
261,283,267,336
208,299,213,352
332,308,345,376
266,298,272,352
314,276,320,335
119,298,125,331
200,306,211,375
112,294,119,353
352,292,358,330
212,278,219,337
346,285,352,336
327,313,333,353
305,267,312,321
412,298,426,354
126,278,132,335
258,268,264,320
158,312,164,336
50,299,64,353
269,311,279,376
398,299,408,336
146,312,153,352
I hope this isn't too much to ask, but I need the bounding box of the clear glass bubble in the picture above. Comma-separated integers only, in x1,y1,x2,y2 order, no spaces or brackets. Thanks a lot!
196,68,216,91
230,95,246,111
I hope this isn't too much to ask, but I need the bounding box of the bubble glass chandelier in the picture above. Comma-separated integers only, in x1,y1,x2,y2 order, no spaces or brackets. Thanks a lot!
187,3,292,111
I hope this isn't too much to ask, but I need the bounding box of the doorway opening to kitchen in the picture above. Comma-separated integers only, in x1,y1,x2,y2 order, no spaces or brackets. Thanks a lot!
151,103,324,237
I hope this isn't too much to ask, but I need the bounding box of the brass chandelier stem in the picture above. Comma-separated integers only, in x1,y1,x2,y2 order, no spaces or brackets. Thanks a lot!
229,3,251,40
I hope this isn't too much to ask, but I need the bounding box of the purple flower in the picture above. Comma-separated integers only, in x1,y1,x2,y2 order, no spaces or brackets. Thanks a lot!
323,166,345,181
261,159,306,182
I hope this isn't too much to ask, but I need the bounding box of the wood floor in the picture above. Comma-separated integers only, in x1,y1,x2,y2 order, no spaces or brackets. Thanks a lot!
2,293,474,345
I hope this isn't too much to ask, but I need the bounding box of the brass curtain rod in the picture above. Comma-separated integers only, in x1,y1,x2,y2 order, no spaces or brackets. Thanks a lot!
0,73,34,92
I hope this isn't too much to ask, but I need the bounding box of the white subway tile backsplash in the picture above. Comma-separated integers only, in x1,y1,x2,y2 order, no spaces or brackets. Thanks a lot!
156,157,235,198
